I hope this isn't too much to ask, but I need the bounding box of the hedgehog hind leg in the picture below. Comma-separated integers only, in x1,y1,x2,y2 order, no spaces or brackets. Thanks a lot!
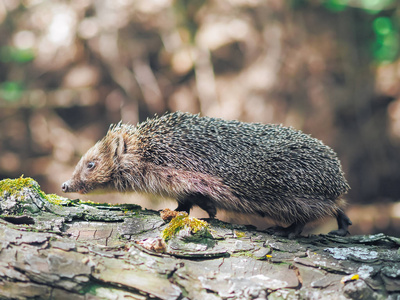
329,209,352,236
267,222,305,239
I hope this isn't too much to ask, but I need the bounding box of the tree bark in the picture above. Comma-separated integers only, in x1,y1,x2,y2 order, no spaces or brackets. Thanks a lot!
0,179,399,299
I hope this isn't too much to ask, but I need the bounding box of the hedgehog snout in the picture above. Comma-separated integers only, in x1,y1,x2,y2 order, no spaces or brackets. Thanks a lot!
61,181,70,193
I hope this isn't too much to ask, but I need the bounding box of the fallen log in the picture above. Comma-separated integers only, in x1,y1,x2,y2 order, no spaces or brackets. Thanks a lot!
0,177,399,299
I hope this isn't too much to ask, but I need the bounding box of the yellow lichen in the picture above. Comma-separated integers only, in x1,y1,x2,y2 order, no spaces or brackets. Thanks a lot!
0,176,142,214
46,193,72,206
350,274,360,281
0,176,71,205
234,230,246,238
79,199,102,206
341,273,360,284
0,175,38,197
162,213,209,241
0,175,52,204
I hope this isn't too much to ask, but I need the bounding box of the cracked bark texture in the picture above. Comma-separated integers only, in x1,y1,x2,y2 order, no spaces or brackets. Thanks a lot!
1,180,400,300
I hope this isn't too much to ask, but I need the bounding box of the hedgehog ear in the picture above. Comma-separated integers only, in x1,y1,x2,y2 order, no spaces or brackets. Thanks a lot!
114,135,127,159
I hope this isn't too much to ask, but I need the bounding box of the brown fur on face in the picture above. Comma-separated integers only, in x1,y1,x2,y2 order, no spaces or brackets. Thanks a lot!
62,125,142,194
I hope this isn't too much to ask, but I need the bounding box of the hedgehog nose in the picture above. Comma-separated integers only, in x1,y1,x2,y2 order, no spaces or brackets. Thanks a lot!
61,181,69,193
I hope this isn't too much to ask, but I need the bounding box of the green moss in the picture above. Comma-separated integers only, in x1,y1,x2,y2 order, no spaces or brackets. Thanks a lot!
46,194,64,205
0,175,39,197
0,176,76,207
46,193,73,206
78,199,104,206
162,213,210,241
0,176,143,214
230,251,254,258
120,204,142,214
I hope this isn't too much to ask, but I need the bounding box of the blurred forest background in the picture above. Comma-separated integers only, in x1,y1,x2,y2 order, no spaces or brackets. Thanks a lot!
1,0,400,235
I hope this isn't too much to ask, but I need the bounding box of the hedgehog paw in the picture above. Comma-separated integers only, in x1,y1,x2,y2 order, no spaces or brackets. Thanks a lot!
328,228,349,237
329,209,352,236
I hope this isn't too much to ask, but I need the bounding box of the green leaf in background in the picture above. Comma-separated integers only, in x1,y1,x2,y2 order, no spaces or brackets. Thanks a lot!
0,46,35,63
322,0,349,12
372,17,399,63
373,17,392,35
320,0,399,63
360,0,396,14
373,33,399,63
12,48,35,63
0,81,24,102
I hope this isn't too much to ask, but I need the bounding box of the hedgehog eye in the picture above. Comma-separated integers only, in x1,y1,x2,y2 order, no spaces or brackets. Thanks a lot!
87,161,95,170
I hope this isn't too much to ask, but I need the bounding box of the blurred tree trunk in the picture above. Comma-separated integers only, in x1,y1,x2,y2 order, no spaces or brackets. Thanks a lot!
1,1,400,237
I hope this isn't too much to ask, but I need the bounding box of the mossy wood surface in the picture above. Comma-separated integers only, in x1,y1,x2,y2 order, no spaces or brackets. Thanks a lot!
0,177,400,300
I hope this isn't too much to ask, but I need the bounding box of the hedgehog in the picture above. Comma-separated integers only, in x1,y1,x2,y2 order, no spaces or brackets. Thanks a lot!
61,111,351,238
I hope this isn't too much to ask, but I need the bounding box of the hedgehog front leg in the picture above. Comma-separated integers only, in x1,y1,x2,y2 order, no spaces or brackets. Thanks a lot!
267,222,305,239
175,197,194,214
176,193,217,218
328,209,352,236
194,194,217,218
